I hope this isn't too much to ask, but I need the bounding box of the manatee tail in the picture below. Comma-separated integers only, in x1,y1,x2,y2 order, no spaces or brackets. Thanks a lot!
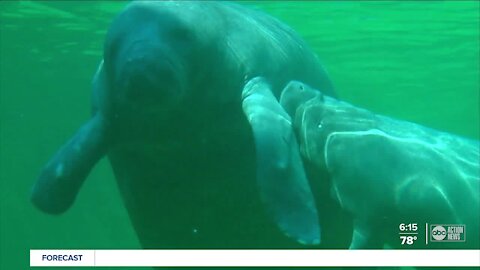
31,114,110,214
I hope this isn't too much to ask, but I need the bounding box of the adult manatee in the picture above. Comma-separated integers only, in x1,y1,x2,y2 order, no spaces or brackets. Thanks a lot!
278,80,479,249
31,1,337,248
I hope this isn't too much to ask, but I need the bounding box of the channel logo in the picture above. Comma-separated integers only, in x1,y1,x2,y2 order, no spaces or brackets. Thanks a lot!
429,224,466,242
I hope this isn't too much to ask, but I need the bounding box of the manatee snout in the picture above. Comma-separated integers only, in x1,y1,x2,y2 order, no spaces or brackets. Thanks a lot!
118,49,185,108
279,81,324,118
278,81,381,171
103,3,195,115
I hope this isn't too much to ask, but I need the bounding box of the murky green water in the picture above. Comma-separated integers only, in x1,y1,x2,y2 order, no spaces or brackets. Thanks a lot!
0,1,478,269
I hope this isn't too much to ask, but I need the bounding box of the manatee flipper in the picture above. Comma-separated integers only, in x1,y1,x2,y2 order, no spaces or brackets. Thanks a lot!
241,77,320,245
31,114,109,214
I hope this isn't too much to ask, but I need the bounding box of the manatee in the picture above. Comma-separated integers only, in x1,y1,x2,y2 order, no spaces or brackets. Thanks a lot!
241,77,320,245
279,81,480,249
31,1,336,248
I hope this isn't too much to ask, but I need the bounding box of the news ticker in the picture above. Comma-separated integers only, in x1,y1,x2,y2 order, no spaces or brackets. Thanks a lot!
30,249,480,267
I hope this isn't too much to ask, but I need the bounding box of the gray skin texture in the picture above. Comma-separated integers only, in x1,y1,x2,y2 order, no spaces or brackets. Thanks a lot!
241,77,321,245
31,1,347,249
280,81,480,249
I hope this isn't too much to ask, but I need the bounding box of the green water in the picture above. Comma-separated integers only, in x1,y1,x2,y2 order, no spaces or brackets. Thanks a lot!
0,1,478,269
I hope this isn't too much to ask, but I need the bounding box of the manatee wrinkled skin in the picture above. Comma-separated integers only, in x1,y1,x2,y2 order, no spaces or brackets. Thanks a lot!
280,81,480,249
31,1,339,248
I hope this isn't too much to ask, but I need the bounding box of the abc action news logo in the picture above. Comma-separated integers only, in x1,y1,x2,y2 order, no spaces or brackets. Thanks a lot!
430,224,466,242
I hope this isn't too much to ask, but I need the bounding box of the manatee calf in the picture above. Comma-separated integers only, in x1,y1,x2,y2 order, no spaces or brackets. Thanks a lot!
242,77,479,249
279,81,480,249
31,1,336,248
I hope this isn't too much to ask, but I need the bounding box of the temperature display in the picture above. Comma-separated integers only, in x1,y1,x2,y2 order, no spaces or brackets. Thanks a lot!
400,235,418,245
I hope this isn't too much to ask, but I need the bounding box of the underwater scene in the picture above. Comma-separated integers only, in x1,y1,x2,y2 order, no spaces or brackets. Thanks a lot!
0,1,479,269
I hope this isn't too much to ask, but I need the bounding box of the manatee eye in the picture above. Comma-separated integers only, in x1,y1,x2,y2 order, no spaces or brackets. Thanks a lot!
299,85,304,91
